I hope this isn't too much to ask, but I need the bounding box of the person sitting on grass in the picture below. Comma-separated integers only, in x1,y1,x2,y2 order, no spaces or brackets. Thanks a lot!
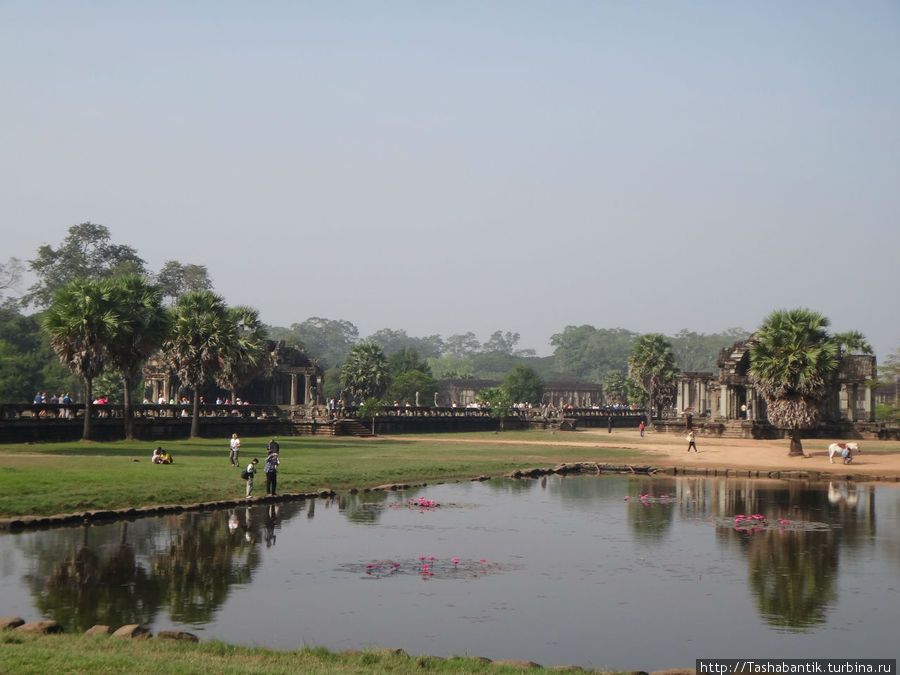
152,447,172,464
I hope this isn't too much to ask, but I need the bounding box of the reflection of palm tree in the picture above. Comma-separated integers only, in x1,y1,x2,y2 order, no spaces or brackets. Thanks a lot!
151,513,261,624
340,493,388,524
747,529,838,631
36,523,163,631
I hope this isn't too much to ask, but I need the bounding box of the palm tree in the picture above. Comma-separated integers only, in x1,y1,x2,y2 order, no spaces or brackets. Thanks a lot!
627,333,678,422
216,305,267,404
832,330,873,357
340,342,389,403
104,275,169,440
749,308,839,456
43,278,120,440
163,291,233,438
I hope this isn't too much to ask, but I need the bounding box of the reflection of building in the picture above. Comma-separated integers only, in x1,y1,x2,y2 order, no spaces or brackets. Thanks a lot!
143,340,323,406
676,337,876,425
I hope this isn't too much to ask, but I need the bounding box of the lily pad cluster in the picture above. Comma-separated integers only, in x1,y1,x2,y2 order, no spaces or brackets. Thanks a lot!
623,494,672,504
339,556,507,580
720,514,832,533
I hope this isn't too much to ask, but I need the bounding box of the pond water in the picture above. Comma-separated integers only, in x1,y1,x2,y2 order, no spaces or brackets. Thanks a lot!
1,475,898,671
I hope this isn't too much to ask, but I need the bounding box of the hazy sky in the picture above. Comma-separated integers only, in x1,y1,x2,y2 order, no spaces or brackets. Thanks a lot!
2,2,898,359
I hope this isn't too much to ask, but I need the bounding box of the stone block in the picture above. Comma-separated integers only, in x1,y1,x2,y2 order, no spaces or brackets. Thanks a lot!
16,620,63,634
112,624,152,639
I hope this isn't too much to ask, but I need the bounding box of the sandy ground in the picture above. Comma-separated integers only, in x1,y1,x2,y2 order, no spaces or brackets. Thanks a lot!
409,429,900,481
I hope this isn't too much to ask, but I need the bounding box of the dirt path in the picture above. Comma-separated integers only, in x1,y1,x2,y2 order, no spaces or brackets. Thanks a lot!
397,429,900,480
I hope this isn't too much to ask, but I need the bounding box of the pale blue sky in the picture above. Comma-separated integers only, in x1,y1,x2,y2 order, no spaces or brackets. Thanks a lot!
2,1,898,358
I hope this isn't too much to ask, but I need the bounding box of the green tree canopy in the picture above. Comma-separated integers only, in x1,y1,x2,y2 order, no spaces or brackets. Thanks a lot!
43,278,124,439
155,260,213,304
627,333,678,420
502,363,544,404
215,305,267,405
550,325,637,381
749,308,839,456
341,342,389,403
387,348,432,378
669,328,751,372
831,330,873,357
444,332,481,358
102,275,170,439
286,317,359,369
387,370,438,406
601,370,628,405
164,291,236,437
25,223,146,308
365,328,444,359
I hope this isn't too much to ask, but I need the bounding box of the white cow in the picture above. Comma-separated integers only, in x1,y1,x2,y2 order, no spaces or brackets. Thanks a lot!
828,442,859,464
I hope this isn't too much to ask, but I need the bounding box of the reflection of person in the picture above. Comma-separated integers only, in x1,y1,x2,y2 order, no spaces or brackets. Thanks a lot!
264,448,280,496
264,503,278,547
686,430,698,452
228,511,239,534
245,458,259,498
229,433,241,467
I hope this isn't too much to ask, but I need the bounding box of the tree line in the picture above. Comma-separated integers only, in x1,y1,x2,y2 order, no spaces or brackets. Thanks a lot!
1,223,893,454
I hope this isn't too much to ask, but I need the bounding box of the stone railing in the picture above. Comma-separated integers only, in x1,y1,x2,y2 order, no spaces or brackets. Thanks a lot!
0,403,285,421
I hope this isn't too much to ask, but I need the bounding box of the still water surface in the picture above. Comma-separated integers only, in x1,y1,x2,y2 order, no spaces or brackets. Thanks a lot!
1,475,898,670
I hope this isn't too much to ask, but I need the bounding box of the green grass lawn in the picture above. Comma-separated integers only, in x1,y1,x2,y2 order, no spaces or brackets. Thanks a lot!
0,430,649,518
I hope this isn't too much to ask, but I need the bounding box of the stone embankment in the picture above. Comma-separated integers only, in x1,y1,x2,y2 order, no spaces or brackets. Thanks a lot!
0,616,198,641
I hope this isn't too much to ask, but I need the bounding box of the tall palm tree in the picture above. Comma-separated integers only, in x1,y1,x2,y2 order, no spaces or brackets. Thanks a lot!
104,275,169,440
163,291,233,438
216,305,267,404
749,308,839,456
340,342,389,403
43,278,121,440
627,333,678,422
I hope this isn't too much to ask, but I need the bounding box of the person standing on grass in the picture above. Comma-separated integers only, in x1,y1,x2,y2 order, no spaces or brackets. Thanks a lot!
639,420,645,438
229,433,241,467
245,458,259,498
264,445,280,496
266,438,280,455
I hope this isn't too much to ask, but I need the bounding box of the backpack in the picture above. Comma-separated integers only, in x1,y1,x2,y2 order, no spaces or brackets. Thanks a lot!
240,468,250,480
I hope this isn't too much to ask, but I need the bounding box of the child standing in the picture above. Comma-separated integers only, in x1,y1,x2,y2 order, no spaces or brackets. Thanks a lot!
245,458,259,498
230,433,241,467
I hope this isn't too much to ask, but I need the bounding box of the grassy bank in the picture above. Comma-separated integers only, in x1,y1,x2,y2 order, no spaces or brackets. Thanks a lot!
0,633,616,674
0,430,653,518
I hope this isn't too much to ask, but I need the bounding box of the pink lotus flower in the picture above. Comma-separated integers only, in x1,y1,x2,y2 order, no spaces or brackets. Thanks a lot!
452,557,459,564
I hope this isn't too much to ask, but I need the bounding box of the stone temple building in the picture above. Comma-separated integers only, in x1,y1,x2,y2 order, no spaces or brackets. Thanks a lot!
675,338,876,434
143,340,323,406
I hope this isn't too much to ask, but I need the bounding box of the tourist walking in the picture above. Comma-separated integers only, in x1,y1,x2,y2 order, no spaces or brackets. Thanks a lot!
608,416,613,433
264,446,280,496
686,429,698,452
244,458,259,498
639,420,645,438
229,433,241,467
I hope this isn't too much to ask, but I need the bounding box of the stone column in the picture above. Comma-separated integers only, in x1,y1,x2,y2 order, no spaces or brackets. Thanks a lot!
290,373,298,406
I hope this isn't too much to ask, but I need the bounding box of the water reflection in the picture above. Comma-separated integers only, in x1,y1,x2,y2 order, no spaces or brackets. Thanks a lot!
3,476,897,667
